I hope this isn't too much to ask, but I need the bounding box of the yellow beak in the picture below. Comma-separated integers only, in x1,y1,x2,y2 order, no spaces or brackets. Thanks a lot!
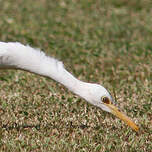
104,103,139,132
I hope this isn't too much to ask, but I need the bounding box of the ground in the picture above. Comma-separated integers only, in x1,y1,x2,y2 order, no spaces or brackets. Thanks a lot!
0,0,151,151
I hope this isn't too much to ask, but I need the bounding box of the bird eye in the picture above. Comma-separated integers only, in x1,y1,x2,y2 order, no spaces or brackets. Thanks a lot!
102,96,110,104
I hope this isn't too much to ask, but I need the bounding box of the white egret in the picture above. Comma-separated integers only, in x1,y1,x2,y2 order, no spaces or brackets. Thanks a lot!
0,42,138,131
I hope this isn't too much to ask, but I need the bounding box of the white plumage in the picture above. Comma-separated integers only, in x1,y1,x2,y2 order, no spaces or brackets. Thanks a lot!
0,41,139,131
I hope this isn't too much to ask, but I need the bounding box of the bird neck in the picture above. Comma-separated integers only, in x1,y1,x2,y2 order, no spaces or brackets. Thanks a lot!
1,42,90,101
62,70,90,98
46,65,90,101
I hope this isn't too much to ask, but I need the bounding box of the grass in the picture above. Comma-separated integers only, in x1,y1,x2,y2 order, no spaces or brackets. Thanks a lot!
0,0,152,151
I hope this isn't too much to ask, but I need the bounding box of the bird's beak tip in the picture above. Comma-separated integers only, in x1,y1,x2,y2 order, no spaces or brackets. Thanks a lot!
104,102,139,132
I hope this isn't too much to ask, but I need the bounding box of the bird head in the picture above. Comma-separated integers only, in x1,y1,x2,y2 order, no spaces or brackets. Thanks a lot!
83,84,139,132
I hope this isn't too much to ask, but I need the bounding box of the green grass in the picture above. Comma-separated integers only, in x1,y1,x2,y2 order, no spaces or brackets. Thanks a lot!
0,0,152,151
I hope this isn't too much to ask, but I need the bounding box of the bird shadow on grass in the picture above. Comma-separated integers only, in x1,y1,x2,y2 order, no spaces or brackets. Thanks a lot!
1,121,110,132
1,121,151,139
1,121,147,133
1,122,90,131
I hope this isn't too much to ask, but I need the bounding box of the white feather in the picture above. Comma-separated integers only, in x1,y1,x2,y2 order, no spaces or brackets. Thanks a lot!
0,42,113,112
